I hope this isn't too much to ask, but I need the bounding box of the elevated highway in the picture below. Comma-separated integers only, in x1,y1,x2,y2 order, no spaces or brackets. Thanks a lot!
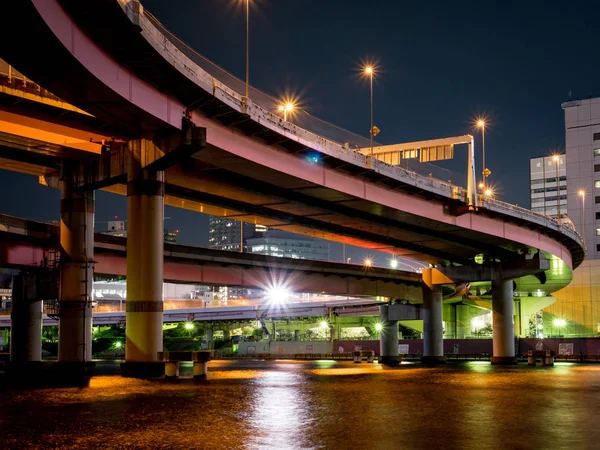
0,0,586,370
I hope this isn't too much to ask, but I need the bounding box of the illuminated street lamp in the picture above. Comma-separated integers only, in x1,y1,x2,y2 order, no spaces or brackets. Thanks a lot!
278,102,295,121
185,321,195,330
477,119,490,187
244,0,250,98
552,154,562,218
553,318,566,337
390,258,398,269
375,323,383,332
578,189,586,244
363,257,373,267
363,65,377,155
484,188,494,198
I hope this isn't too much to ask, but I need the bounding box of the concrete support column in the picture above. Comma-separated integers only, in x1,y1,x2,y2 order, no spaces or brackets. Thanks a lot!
205,329,214,344
491,278,517,365
443,304,456,339
422,285,445,364
59,177,94,363
379,304,399,365
456,304,470,339
294,330,300,341
223,330,231,340
122,146,165,378
10,272,42,362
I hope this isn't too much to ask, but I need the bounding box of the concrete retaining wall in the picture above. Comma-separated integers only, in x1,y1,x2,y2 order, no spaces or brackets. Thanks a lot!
237,341,333,356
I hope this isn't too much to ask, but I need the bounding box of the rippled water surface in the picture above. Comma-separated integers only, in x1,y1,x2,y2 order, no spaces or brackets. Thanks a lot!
2,360,600,449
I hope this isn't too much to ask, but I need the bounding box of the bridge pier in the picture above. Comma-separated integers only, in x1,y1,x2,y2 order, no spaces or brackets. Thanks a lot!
491,278,517,365
9,272,42,364
422,285,445,364
58,178,94,366
121,149,165,378
379,304,400,365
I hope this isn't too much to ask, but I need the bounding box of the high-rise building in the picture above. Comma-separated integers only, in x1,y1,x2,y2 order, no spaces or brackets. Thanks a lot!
208,217,258,252
247,229,330,261
529,154,566,217
542,97,600,335
101,219,179,244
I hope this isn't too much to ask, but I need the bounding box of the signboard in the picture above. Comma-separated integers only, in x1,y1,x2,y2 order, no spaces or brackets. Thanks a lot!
305,344,313,354
398,344,409,354
558,343,574,355
247,346,256,355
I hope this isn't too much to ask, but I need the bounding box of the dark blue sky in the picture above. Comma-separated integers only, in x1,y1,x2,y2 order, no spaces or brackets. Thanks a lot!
1,0,599,263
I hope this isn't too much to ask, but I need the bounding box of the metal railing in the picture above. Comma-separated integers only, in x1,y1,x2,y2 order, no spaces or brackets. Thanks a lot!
117,1,585,249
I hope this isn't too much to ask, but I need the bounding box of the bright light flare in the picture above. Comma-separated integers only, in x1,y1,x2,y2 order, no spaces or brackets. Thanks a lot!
114,341,122,348
375,323,383,331
319,320,329,329
477,119,485,128
184,321,195,330
363,258,373,267
390,259,398,269
364,66,373,75
266,286,291,306
552,154,561,162
484,188,494,197
553,318,566,327
578,189,585,197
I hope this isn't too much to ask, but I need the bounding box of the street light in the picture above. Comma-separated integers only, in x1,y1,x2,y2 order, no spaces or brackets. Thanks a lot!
363,257,373,267
244,0,250,99
390,259,398,269
364,65,375,155
278,102,295,121
484,188,494,197
578,189,586,244
477,120,488,187
552,154,561,219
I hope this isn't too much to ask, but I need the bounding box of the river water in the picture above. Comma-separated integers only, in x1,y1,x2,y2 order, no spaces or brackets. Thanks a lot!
1,360,600,449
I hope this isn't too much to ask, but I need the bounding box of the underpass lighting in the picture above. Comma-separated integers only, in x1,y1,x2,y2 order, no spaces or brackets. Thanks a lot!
114,341,122,349
363,258,373,267
390,259,398,269
266,286,291,306
375,323,383,331
184,321,195,330
319,320,329,329
553,318,566,327
484,188,494,197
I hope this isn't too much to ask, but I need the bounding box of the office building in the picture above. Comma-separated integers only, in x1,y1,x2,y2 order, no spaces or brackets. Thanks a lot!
544,97,600,335
208,217,263,252
247,229,330,261
101,219,179,244
529,154,566,217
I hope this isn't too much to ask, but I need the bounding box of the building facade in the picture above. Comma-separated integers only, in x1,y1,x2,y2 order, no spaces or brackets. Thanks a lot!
208,217,263,252
102,220,179,244
247,230,330,261
544,97,600,335
529,154,566,217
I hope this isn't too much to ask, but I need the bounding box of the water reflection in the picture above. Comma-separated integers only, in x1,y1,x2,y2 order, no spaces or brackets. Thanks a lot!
250,371,315,450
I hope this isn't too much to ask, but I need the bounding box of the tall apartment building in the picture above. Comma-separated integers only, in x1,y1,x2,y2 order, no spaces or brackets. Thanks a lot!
529,154,566,217
102,220,179,244
208,217,265,252
544,97,600,335
247,230,330,261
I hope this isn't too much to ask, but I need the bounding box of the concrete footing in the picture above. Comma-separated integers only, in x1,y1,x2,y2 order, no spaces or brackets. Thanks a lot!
490,356,518,365
4,361,94,388
120,361,165,378
379,356,400,366
421,355,446,365
193,361,208,382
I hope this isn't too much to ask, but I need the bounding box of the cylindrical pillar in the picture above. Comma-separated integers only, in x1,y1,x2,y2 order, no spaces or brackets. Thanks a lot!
294,330,300,341
165,361,179,378
59,177,94,363
443,304,456,339
122,145,165,378
456,305,470,339
10,273,42,362
379,304,399,365
491,278,517,365
205,329,214,344
422,285,445,364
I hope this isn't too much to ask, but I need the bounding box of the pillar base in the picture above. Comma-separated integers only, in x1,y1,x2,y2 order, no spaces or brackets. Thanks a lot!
4,361,94,388
379,356,401,366
490,356,518,365
421,356,446,365
121,361,165,378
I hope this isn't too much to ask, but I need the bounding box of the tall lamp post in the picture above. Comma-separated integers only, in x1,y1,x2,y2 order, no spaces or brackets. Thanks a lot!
365,66,375,155
553,155,561,219
578,189,586,245
245,0,250,99
278,102,294,121
477,120,487,187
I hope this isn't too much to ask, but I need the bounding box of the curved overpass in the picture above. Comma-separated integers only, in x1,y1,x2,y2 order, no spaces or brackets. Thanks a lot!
0,0,587,368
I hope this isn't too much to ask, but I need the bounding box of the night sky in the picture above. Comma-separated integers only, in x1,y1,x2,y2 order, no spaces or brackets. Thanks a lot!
1,0,599,264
